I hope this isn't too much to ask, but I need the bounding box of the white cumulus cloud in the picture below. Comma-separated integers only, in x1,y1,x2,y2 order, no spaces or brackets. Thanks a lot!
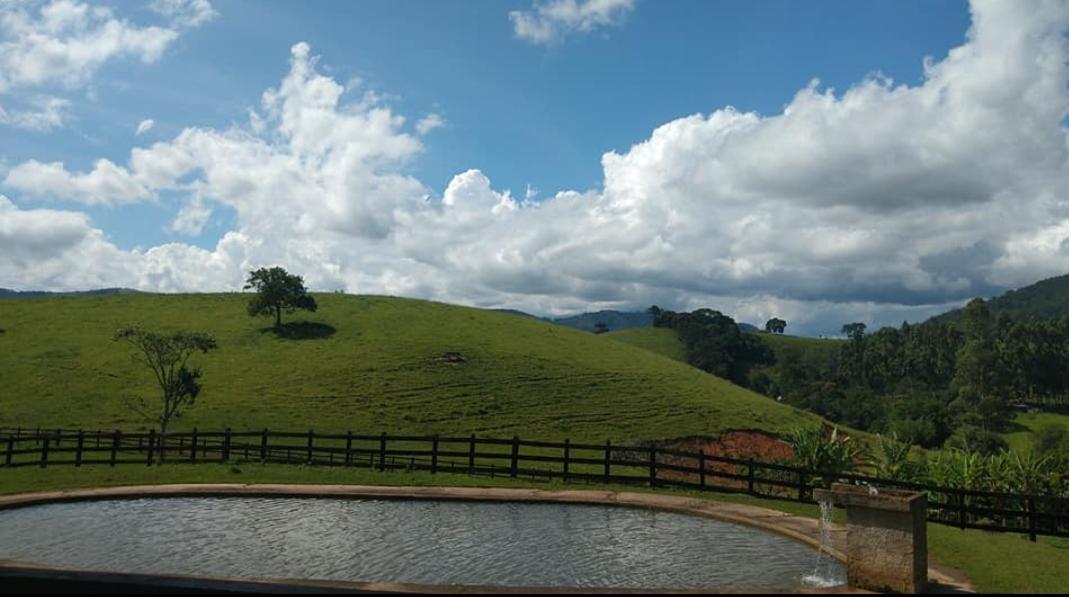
510,0,635,45
5,1,1069,335
150,0,218,28
0,0,215,130
416,113,445,135
4,159,153,206
135,119,155,135
0,95,70,131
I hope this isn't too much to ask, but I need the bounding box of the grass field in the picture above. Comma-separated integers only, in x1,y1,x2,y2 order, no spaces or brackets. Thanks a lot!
3,294,1068,592
0,464,1065,593
754,331,845,359
605,327,687,362
1003,411,1069,453
0,293,822,441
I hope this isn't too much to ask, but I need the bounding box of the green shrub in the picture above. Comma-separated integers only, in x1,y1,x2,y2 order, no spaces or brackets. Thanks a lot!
786,426,865,476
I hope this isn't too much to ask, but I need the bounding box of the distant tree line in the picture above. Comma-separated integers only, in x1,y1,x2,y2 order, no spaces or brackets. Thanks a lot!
648,306,773,385
650,298,1069,457
757,298,1069,453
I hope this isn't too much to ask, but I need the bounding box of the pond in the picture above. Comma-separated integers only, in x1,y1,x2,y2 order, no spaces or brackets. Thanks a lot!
0,497,845,590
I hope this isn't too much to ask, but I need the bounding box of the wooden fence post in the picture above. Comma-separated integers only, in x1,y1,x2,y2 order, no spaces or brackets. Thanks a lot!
510,436,519,478
4,438,12,467
431,436,439,474
468,434,476,473
747,458,755,494
306,429,314,463
699,450,706,488
379,433,387,472
648,445,657,487
110,431,120,467
563,438,570,483
146,430,156,466
260,429,268,461
957,490,966,530
1027,497,1037,542
604,440,612,480
345,431,353,466
75,431,84,467
190,428,198,464
797,470,807,501
222,428,232,462
40,437,49,468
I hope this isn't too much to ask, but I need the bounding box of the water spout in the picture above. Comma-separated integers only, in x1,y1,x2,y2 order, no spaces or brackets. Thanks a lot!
801,500,844,588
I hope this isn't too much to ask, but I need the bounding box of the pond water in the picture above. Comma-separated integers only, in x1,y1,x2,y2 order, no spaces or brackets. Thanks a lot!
0,497,845,590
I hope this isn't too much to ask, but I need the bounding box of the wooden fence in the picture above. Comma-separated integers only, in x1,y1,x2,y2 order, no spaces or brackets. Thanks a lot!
1,426,1067,541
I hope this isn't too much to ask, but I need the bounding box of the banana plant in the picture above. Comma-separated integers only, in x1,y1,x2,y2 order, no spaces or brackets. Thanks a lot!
870,432,918,481
787,426,866,477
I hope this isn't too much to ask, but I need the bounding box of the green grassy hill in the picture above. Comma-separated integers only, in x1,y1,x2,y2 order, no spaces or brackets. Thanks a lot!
0,294,822,441
1003,411,1069,452
754,332,845,357
605,327,687,363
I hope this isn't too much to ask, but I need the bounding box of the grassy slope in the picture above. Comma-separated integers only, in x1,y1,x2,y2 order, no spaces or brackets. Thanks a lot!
2,295,1065,592
605,327,687,363
0,464,1065,593
0,294,821,441
754,331,845,359
1003,412,1069,452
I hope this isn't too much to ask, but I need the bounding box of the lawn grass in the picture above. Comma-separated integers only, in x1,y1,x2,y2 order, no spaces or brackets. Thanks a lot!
0,293,822,441
0,464,1066,593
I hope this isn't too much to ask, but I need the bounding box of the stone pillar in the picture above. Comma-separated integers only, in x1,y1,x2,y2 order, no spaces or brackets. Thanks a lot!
813,483,927,594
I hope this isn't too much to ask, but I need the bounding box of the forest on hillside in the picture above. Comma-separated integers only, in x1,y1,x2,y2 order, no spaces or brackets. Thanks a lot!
652,299,1069,457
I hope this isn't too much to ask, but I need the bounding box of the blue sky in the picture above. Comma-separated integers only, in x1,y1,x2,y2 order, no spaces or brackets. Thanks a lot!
2,0,969,249
2,0,1068,335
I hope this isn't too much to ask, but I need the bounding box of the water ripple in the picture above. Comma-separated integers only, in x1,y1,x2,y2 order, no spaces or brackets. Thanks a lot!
0,497,843,590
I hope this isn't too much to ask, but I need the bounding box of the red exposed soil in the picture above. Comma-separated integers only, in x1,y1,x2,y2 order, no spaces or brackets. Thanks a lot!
669,429,795,463
658,430,796,491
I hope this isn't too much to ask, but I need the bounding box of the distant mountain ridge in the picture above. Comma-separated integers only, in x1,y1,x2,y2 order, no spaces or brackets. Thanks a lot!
550,309,760,334
931,273,1069,324
551,310,654,332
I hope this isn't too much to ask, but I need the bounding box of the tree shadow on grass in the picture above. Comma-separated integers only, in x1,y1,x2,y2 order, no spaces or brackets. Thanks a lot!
260,321,337,340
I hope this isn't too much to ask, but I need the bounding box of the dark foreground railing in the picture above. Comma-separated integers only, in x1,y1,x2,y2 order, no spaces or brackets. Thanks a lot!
1,426,1067,541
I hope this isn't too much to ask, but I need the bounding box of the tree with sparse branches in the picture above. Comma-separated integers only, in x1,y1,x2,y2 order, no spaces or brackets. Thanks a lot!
244,266,318,328
114,326,217,461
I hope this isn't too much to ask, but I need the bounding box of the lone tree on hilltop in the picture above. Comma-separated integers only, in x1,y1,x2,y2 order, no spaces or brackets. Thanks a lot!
244,266,318,328
114,326,217,461
765,317,787,334
841,322,867,340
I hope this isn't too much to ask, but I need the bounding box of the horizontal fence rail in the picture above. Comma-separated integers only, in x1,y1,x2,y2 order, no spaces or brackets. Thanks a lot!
1,426,1067,541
